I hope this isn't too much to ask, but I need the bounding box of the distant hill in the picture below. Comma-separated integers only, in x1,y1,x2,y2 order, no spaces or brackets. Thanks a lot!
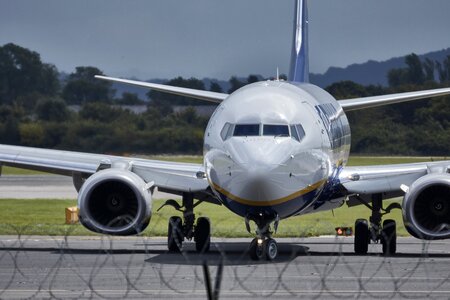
310,48,450,87
110,48,450,99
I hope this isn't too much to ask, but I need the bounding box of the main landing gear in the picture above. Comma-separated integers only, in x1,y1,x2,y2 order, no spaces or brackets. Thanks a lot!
354,193,401,255
246,213,280,261
158,193,211,253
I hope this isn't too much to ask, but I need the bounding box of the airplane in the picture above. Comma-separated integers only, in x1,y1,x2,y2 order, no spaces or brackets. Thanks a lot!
1,0,450,261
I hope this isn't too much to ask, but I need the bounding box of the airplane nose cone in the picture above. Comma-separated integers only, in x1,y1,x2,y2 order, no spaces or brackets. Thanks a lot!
207,137,328,206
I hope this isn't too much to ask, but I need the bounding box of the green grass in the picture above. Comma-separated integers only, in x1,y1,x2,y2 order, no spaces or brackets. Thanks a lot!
1,166,46,175
0,199,92,236
145,155,203,164
1,155,446,236
0,198,406,237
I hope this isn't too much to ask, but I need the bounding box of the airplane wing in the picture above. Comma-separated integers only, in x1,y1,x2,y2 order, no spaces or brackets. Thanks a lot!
339,160,450,199
338,87,450,111
0,144,209,194
95,75,228,104
96,75,450,110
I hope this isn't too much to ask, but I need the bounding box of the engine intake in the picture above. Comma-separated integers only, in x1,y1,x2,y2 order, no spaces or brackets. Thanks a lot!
403,174,450,240
77,169,152,235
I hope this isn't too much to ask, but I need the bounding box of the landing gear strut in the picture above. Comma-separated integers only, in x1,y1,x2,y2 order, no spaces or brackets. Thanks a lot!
159,193,211,253
246,213,279,261
354,193,400,255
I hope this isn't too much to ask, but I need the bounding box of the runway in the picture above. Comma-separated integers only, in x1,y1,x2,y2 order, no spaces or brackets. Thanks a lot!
0,175,177,200
0,236,449,299
1,175,450,299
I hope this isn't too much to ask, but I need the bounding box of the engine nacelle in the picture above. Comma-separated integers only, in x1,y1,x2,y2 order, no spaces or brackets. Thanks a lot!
403,174,450,240
77,169,152,236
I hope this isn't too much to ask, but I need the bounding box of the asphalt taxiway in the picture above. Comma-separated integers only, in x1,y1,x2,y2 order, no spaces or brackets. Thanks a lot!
0,236,449,299
1,175,450,299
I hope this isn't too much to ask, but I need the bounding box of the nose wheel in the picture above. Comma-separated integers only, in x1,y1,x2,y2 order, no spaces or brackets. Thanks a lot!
246,213,280,261
249,238,278,261
265,238,278,260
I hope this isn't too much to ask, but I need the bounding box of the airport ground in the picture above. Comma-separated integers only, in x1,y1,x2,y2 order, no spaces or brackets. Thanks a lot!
0,236,449,299
0,174,407,237
0,157,449,299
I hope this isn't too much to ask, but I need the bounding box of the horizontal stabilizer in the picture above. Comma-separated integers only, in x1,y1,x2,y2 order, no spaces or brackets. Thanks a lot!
339,87,450,111
95,75,228,103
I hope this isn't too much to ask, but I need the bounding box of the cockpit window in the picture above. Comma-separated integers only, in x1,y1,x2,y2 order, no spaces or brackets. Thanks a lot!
290,124,306,142
263,124,289,137
296,124,305,140
233,124,260,136
225,123,303,140
290,125,299,141
220,122,234,140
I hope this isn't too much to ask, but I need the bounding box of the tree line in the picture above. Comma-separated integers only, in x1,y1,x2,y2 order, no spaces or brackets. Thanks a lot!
0,43,449,156
330,53,450,155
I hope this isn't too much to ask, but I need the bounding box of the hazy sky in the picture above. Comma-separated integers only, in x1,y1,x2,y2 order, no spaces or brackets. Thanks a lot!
1,0,450,80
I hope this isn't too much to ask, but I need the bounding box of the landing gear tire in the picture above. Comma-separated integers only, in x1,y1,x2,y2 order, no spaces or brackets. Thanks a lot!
264,238,278,261
249,238,265,260
354,219,369,254
381,219,396,255
168,216,183,252
194,217,211,253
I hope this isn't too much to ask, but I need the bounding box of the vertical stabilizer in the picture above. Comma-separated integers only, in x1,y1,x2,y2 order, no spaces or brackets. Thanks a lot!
288,0,309,83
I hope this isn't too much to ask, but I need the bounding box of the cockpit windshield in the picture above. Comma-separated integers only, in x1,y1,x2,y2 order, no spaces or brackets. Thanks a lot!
290,124,305,142
233,124,260,136
220,122,305,142
263,125,289,136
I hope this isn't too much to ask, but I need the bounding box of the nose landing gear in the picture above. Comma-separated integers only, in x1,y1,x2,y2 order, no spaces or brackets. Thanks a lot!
246,213,280,261
249,238,278,260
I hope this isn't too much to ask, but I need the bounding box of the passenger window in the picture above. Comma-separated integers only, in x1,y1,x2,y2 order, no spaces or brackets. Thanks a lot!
263,124,289,136
234,124,260,136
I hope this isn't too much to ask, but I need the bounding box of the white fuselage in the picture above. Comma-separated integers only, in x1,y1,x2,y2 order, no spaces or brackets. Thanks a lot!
203,81,351,220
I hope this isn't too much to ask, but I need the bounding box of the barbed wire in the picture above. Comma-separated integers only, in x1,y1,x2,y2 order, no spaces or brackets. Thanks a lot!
0,225,449,299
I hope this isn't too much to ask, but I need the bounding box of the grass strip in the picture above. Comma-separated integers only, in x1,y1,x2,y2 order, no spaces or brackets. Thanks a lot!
0,198,406,237
1,166,46,175
1,155,442,236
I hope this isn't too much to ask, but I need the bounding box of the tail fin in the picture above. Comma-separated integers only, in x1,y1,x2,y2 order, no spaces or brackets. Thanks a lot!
288,0,309,83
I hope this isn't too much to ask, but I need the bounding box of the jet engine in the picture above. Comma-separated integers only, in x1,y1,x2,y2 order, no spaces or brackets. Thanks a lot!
402,174,450,240
77,169,152,235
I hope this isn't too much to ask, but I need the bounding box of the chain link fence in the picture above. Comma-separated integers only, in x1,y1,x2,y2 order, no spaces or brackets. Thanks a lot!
0,229,449,299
